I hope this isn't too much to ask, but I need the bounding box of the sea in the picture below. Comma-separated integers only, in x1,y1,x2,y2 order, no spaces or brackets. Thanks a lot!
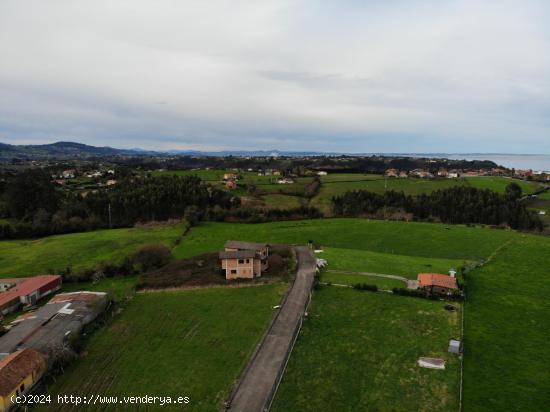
445,154,550,171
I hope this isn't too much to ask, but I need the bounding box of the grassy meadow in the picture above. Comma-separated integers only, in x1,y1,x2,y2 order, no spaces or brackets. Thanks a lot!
321,272,406,289
0,223,186,277
152,168,227,181
3,212,549,411
38,284,287,412
271,287,461,412
463,176,538,194
310,174,541,215
463,235,550,411
174,219,514,261
60,276,139,301
311,175,467,214
172,218,549,411
261,194,304,209
150,169,542,216
318,247,467,279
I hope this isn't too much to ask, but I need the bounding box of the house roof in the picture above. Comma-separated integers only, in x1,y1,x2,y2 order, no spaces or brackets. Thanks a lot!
0,293,108,356
0,348,46,396
0,292,20,308
224,240,268,251
48,291,106,304
417,273,458,290
0,275,61,308
219,250,257,260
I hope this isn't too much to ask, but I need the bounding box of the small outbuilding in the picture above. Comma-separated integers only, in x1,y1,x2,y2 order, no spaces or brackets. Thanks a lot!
448,339,462,354
417,273,458,297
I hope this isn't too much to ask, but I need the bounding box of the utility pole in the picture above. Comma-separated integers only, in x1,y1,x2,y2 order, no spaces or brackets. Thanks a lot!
108,203,112,228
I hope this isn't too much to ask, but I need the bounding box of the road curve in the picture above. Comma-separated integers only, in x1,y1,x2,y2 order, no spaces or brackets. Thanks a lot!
225,246,316,412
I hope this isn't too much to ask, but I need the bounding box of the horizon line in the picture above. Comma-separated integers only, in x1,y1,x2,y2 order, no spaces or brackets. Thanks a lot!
2,140,549,157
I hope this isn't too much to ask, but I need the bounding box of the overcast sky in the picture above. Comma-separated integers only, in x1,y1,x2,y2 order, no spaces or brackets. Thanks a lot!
0,0,549,153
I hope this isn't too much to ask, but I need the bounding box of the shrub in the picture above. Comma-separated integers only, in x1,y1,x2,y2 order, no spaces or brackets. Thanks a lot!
313,273,322,290
131,244,172,272
392,287,426,298
184,205,201,227
352,283,378,292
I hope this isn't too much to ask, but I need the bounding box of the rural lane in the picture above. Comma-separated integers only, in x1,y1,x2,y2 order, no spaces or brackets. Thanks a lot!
225,246,316,412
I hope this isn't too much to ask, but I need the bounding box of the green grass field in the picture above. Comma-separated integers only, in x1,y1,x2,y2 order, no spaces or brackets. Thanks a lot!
39,284,287,412
272,287,461,412
318,247,467,279
4,215,548,411
152,168,314,202
464,176,539,194
319,173,381,182
321,272,406,290
172,219,548,410
61,276,139,301
311,176,468,214
251,177,315,197
0,224,186,277
463,235,550,411
152,168,227,181
261,194,304,209
310,174,540,215
174,219,514,261
537,189,550,200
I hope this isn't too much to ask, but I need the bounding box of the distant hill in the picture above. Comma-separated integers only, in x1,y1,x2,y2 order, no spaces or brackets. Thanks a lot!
0,142,331,160
0,141,158,160
0,140,523,166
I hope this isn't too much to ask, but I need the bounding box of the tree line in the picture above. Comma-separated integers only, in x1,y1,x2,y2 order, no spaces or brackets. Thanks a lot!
331,183,543,231
0,169,238,238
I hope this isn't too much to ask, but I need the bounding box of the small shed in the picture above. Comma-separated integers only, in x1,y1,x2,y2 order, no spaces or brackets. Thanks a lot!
448,339,462,354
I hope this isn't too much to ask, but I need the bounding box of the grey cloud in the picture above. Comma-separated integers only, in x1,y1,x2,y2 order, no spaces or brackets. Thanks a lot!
0,0,549,153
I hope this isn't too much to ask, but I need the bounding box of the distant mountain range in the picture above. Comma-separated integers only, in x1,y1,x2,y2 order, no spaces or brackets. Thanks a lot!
0,140,544,162
0,141,334,160
0,141,158,160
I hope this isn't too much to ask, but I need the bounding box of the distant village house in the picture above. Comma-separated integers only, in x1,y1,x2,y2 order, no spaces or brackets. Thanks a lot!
61,170,75,179
225,180,237,190
410,169,434,179
385,169,399,178
223,173,237,181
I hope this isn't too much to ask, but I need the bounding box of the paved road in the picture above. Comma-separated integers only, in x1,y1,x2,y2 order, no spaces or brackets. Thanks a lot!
226,246,316,412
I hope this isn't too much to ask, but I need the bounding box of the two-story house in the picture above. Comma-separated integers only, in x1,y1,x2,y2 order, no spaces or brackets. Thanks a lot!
219,241,270,280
